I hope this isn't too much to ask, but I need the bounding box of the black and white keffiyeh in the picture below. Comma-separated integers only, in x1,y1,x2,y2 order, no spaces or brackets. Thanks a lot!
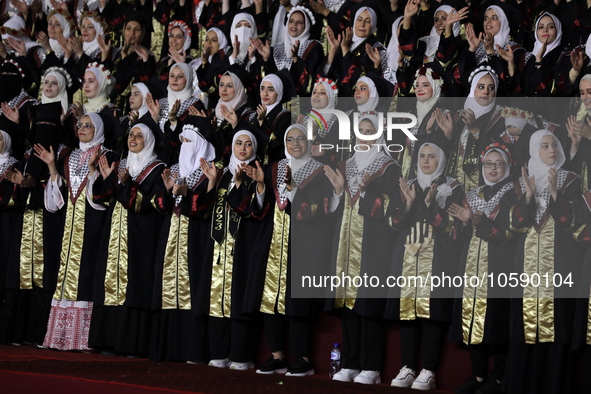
466,181,514,216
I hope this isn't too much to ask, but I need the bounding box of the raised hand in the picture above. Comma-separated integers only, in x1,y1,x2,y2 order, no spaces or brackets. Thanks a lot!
71,102,84,120
145,93,160,122
522,166,535,204
399,177,416,212
250,37,271,61
324,165,345,195
7,37,26,57
359,172,370,192
284,165,293,191
232,35,241,59
162,168,175,191
220,105,238,128
97,34,111,57
340,26,353,54
172,181,188,196
310,0,330,17
256,104,267,123
326,26,342,54
461,108,477,129
129,110,139,124
472,210,483,227
70,35,83,58
548,167,558,201
284,38,297,61
536,37,549,63
466,24,482,52
88,150,100,175
1,102,19,124
365,43,381,69
56,33,72,58
98,155,115,179
200,158,218,182
169,99,181,120
425,182,438,207
483,32,495,54
446,7,469,26
572,48,584,73
169,48,186,64
449,202,471,223
37,31,51,52
497,44,514,64
33,143,55,166
135,44,150,62
242,160,265,184
118,167,130,185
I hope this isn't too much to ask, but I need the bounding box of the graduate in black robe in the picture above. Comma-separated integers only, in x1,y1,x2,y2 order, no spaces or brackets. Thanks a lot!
150,120,219,363
89,121,166,357
253,124,332,377
449,143,520,394
324,112,404,385
207,129,269,370
34,113,118,351
386,135,466,391
505,130,582,394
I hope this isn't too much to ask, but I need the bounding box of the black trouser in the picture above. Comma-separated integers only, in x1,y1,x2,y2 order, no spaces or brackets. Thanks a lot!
208,317,259,362
505,342,572,394
263,314,312,358
341,308,385,371
469,343,508,380
400,318,446,372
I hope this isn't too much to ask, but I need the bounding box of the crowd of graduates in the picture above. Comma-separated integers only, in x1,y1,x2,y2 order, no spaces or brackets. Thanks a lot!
1,0,591,393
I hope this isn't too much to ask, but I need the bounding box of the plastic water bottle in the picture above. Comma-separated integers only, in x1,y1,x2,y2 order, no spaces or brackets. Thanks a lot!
329,343,341,378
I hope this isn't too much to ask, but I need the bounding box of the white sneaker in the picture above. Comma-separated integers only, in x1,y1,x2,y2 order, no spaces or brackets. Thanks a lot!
411,369,436,390
332,368,361,382
391,366,416,388
353,370,381,384
229,361,255,370
208,358,231,368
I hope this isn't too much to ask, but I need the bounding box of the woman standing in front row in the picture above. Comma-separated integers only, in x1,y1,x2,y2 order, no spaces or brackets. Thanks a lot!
505,130,582,394
34,113,117,351
324,112,405,385
387,135,466,391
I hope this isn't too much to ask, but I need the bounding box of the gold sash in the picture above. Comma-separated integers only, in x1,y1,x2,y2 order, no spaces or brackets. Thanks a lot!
103,202,129,306
161,214,192,310
19,207,44,289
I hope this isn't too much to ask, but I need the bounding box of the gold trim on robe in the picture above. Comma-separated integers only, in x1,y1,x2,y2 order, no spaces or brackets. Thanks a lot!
260,204,290,315
400,222,434,320
19,207,45,289
103,202,129,306
522,218,556,344
334,194,363,310
210,201,237,318
461,232,489,345
161,214,192,310
53,186,87,301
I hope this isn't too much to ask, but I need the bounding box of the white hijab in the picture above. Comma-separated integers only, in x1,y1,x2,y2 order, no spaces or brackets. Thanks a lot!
386,16,404,70
464,70,498,119
482,148,510,186
167,62,194,104
1,15,40,53
132,82,150,118
356,76,378,112
415,71,442,125
206,27,228,60
531,12,562,58
261,74,283,114
421,5,460,62
416,142,452,208
79,112,105,152
351,6,377,51
48,14,72,58
315,80,338,110
81,16,104,56
527,129,565,194
84,65,111,113
178,125,216,178
230,13,257,63
282,8,312,53
272,0,299,46
353,112,388,172
284,124,311,174
228,130,258,176
0,130,12,167
215,71,247,121
127,123,157,178
41,69,69,113
486,6,510,49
